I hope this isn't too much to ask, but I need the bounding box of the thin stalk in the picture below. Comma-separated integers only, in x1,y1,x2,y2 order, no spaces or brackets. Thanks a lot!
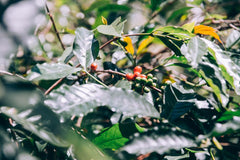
85,71,108,88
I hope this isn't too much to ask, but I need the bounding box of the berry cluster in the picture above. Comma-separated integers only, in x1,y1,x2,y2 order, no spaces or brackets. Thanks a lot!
126,66,157,94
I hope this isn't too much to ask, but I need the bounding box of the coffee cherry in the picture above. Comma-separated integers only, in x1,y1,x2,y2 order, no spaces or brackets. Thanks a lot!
140,77,147,85
134,72,141,78
147,73,153,79
152,77,158,82
152,83,157,87
133,66,142,74
135,77,141,83
90,62,98,71
144,87,150,93
146,79,153,86
139,74,147,79
126,73,134,81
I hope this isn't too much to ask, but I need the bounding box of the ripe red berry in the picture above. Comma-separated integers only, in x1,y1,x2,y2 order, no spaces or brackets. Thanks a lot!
134,72,141,78
133,66,142,74
139,74,147,79
90,62,98,71
126,73,135,81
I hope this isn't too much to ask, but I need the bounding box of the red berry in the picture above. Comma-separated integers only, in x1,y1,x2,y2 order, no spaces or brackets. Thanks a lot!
134,72,141,78
90,62,98,71
139,74,147,79
133,66,142,74
126,73,134,81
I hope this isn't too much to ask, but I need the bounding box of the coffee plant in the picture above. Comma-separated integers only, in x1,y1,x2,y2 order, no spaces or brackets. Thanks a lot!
0,0,240,159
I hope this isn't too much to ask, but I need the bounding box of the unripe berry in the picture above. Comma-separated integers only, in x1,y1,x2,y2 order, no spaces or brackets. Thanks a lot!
144,87,150,93
146,79,153,86
147,73,153,79
152,77,158,82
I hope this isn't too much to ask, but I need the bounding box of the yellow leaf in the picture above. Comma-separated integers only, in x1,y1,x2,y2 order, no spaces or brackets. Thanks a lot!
137,36,154,54
101,16,108,25
123,37,134,55
194,25,222,44
182,22,195,33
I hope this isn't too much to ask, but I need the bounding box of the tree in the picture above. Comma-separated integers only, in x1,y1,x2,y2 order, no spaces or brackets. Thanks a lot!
0,0,240,159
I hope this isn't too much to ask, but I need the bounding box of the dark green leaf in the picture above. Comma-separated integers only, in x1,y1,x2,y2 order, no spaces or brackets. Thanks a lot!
217,110,240,122
45,83,160,121
98,4,130,12
27,63,81,81
72,27,99,70
119,126,197,156
97,17,126,37
226,30,240,49
167,7,193,23
181,37,208,68
162,83,196,121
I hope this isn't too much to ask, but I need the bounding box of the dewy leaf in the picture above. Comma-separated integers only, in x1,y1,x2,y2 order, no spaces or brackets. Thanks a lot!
226,30,240,49
72,27,99,70
194,25,222,44
27,63,81,81
97,17,127,37
45,83,159,121
202,38,240,95
137,36,154,54
93,123,144,150
181,37,208,68
119,126,197,156
123,36,134,55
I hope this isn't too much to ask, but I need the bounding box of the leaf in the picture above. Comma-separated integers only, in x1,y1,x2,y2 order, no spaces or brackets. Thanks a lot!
45,83,160,122
93,123,145,150
162,83,197,121
101,16,108,25
72,27,99,70
194,25,222,44
182,22,195,33
119,125,197,156
123,36,134,55
167,7,193,23
154,26,195,40
97,17,126,37
180,37,208,68
202,38,240,95
226,30,240,49
137,36,154,54
217,110,240,122
27,63,81,81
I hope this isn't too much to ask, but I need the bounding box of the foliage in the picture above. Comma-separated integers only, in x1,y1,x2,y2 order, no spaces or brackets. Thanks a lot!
1,0,240,159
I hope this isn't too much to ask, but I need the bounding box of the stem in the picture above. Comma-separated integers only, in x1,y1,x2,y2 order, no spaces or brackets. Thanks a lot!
96,69,126,77
85,71,108,88
45,2,65,50
44,78,64,96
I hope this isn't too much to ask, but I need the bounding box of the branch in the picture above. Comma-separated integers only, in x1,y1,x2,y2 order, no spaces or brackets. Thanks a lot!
45,2,65,50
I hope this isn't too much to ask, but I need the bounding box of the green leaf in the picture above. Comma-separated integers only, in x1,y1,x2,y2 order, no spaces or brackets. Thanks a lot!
217,110,240,122
203,39,240,95
162,83,197,121
93,123,145,150
226,30,240,49
97,17,126,37
167,7,193,23
154,26,195,40
98,4,130,12
181,37,208,68
182,22,195,33
27,63,81,81
119,125,197,156
45,83,160,121
72,27,99,70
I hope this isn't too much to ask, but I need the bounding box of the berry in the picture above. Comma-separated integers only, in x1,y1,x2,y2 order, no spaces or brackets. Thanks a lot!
139,74,147,79
147,73,153,79
133,66,142,74
134,72,141,78
140,77,147,85
146,79,153,86
144,87,150,93
90,62,98,71
152,77,158,82
152,83,157,87
126,73,134,81
135,77,141,83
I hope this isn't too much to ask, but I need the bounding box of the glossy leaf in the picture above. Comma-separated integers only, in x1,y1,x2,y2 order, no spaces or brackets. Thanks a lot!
181,37,208,68
93,123,145,150
226,30,240,49
97,17,126,37
119,126,197,156
194,25,222,43
45,83,160,122
217,110,240,122
27,63,80,81
72,27,99,70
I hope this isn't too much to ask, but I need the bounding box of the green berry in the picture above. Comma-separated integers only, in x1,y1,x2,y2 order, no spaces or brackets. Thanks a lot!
140,77,147,85
135,77,141,83
144,87,150,93
146,79,153,86
147,73,153,79
152,77,158,82
152,83,157,87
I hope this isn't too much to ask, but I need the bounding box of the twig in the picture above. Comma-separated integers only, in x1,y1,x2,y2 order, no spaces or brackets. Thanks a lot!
229,24,240,31
45,2,65,50
44,78,64,96
95,69,126,77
